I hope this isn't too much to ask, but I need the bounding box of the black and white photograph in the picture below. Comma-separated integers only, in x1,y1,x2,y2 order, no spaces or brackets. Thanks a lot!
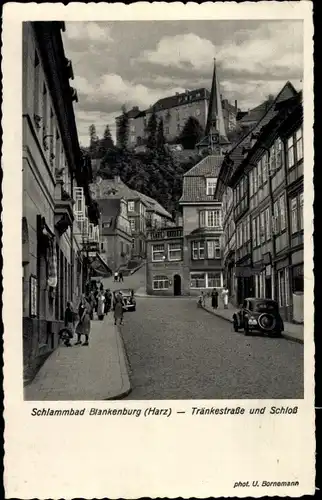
21,17,305,401
2,2,314,498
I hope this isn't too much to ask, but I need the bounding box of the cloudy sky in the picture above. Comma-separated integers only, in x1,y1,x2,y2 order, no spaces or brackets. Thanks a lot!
61,20,303,146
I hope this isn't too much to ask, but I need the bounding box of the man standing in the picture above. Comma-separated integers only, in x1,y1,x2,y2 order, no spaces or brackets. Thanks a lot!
118,271,124,283
114,270,119,282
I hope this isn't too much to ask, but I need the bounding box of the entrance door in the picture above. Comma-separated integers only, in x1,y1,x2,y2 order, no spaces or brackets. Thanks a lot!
265,277,272,298
173,274,181,296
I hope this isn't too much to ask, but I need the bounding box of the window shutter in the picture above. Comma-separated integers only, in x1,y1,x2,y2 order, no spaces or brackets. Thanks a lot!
73,187,85,221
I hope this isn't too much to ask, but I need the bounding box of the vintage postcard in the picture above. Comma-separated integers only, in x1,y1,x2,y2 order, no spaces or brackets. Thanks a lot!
2,1,315,498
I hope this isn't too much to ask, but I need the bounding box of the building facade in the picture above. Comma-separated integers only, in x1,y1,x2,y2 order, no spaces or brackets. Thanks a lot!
22,22,100,382
115,87,239,148
97,198,132,273
216,83,303,323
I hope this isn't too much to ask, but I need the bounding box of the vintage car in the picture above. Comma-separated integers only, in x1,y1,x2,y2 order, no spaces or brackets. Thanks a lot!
233,298,284,337
113,289,136,312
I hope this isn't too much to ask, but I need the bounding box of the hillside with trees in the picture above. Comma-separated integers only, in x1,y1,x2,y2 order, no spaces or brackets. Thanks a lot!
86,109,202,213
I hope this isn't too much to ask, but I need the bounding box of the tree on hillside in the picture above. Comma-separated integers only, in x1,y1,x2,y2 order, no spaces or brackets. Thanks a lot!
97,124,114,158
116,106,129,150
178,116,204,149
156,118,166,151
146,110,158,150
89,124,100,158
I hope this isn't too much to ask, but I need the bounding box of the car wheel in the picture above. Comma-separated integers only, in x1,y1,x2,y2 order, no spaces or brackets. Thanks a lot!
233,318,239,332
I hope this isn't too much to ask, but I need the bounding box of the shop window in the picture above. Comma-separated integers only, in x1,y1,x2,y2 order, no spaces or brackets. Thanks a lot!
292,264,304,293
190,272,206,288
153,276,169,290
207,272,221,288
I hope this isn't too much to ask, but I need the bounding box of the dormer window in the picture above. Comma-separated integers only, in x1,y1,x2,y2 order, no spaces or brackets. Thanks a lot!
206,178,217,196
128,201,135,212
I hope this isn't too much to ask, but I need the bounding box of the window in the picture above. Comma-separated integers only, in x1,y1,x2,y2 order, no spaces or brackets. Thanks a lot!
249,170,254,197
273,200,279,234
299,193,304,230
246,216,250,241
291,197,298,234
292,264,304,293
129,218,135,231
207,239,221,259
200,210,222,228
243,220,247,244
276,138,283,169
128,201,135,212
165,127,169,134
130,125,135,132
73,187,85,221
130,135,136,143
295,127,303,161
196,108,201,116
270,143,276,175
168,243,182,261
153,276,169,290
152,244,164,262
279,195,286,231
42,84,48,144
257,159,263,188
260,211,265,242
287,135,295,168
278,269,287,307
192,241,205,260
190,272,206,288
265,207,271,241
252,219,257,246
207,272,221,288
206,178,217,196
254,164,258,193
256,216,261,246
262,154,268,183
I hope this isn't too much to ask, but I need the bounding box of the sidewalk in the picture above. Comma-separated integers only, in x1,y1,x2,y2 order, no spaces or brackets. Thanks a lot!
201,300,304,344
24,314,131,401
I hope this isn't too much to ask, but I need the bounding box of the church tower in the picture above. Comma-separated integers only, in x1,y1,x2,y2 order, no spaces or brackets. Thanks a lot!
197,58,230,155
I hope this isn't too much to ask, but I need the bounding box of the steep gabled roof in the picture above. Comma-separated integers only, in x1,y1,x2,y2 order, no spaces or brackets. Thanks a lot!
151,88,210,112
179,155,224,203
133,190,172,219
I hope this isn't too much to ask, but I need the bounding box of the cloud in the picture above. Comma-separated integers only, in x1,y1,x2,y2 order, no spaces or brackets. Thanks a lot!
65,22,113,43
139,33,215,71
137,21,303,79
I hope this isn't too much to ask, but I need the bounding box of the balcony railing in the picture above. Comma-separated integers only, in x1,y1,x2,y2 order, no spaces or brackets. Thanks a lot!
147,227,183,240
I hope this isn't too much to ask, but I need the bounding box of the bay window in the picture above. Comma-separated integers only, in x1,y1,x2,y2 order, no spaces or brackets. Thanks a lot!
295,127,303,161
287,135,295,168
152,244,164,262
190,273,206,288
207,239,221,259
153,275,169,290
192,241,205,260
200,210,222,228
168,242,182,261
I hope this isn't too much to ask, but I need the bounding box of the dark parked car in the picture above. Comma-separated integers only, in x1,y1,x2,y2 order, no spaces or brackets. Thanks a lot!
233,298,284,337
113,289,136,312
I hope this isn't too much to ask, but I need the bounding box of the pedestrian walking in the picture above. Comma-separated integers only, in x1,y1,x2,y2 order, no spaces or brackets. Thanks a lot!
211,289,219,309
114,271,119,282
75,295,91,346
114,297,124,326
222,286,229,309
97,291,105,321
201,291,206,306
118,271,124,282
104,289,111,315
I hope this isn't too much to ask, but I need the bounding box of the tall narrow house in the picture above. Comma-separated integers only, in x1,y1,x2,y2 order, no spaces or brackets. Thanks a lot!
145,59,228,295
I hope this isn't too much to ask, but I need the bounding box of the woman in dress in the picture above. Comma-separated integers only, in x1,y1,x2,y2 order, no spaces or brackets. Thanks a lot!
75,295,91,346
211,289,219,309
97,291,105,321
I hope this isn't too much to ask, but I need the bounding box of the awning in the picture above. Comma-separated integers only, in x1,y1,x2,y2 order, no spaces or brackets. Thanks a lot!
89,253,112,277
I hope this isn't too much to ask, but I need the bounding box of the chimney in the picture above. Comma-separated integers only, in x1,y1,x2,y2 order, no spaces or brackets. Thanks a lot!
235,100,238,111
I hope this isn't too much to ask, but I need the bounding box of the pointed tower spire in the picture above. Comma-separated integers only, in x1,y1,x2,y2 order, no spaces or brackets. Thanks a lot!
199,58,229,153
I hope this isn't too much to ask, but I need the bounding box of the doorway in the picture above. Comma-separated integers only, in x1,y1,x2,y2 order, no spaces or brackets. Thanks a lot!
173,274,181,296
265,277,272,298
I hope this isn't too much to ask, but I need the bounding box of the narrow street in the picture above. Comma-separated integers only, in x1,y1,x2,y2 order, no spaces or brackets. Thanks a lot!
121,294,303,400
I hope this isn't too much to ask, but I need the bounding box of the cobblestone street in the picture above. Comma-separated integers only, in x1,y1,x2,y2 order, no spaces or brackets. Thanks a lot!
122,297,304,400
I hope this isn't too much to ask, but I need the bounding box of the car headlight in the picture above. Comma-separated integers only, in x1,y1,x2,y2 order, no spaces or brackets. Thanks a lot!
248,316,258,325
